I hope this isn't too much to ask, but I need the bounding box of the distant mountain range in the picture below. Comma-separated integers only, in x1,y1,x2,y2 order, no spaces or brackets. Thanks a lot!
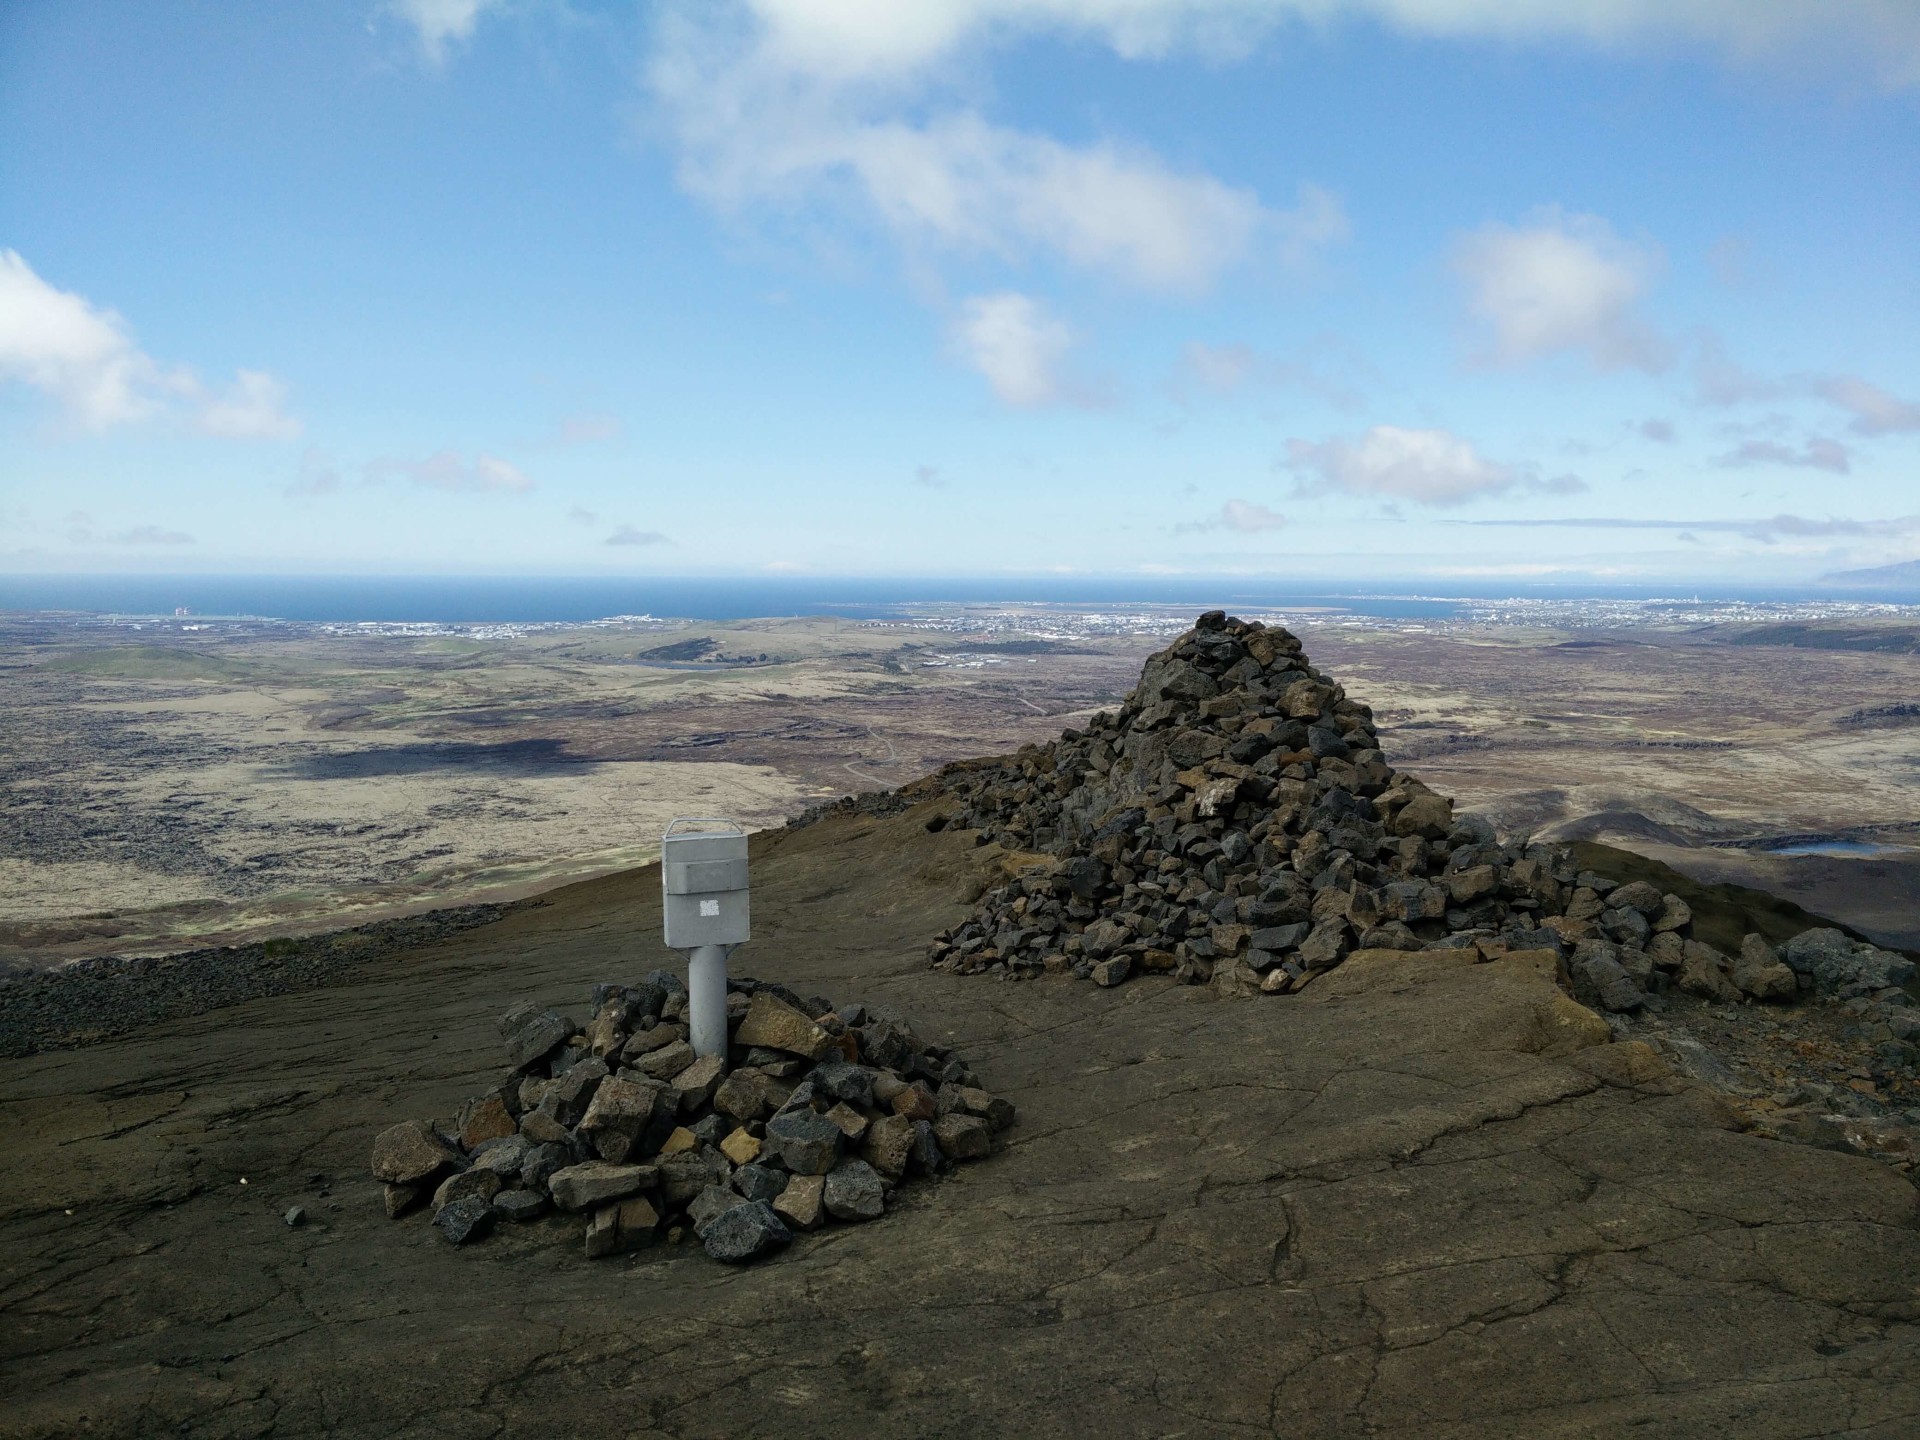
1820,559,1920,587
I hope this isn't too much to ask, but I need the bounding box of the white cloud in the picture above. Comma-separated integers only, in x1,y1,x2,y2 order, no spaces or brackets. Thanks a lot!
370,450,534,493
0,249,300,438
61,511,194,546
1715,437,1852,474
199,370,301,439
1811,375,1920,436
647,10,1346,295
1691,334,1920,436
1221,498,1286,531
1179,498,1288,533
392,0,502,66
0,249,170,427
1287,424,1518,507
732,1,1920,90
1453,211,1668,372
1462,513,1920,544
606,525,670,546
951,292,1075,407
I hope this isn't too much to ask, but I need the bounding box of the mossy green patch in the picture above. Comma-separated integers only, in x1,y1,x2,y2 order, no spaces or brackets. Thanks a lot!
44,646,254,681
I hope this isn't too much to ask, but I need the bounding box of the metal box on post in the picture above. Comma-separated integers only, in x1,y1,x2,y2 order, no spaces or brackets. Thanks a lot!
661,819,750,949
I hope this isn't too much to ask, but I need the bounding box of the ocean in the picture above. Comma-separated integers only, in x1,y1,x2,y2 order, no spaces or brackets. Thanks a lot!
1,574,1916,625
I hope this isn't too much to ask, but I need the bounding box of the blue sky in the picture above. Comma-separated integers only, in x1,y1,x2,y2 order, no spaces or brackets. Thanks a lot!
3,0,1917,582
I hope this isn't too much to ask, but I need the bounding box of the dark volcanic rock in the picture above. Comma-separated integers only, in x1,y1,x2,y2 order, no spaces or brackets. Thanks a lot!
702,1201,791,1263
1783,928,1916,999
822,1159,886,1222
925,614,1735,1015
370,974,1007,1264
499,1003,574,1071
433,1195,495,1245
764,1110,843,1175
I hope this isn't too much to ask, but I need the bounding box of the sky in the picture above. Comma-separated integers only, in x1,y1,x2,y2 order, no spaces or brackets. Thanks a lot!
2,0,1918,584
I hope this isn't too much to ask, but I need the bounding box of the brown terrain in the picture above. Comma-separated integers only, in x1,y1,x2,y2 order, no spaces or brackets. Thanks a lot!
4,803,1919,1438
2,612,1919,1436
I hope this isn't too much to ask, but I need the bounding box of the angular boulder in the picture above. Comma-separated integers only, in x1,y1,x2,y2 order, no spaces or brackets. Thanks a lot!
370,1120,459,1186
702,1201,791,1263
499,1003,574,1071
732,993,836,1061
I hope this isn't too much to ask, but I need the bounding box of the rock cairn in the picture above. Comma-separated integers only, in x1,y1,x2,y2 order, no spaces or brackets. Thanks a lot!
370,973,1014,1263
927,612,1910,1014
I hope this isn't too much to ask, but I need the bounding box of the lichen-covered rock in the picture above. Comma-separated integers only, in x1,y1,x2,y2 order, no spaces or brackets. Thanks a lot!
1783,929,1916,1000
731,1163,786,1203
702,1201,791,1263
764,1110,842,1175
1571,941,1646,1014
433,1195,494,1245
823,1159,885,1222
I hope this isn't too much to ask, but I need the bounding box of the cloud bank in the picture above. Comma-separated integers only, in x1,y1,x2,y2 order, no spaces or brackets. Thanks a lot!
369,450,533,493
646,8,1348,294
0,250,301,437
716,1,1920,90
1288,425,1519,507
1179,498,1288,533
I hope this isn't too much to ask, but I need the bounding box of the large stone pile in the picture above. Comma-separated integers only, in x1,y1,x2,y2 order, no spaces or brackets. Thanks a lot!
927,611,1911,1015
370,972,1013,1263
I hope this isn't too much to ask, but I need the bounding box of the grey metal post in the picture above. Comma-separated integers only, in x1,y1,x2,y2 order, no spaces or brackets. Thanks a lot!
660,818,750,1062
687,944,729,1059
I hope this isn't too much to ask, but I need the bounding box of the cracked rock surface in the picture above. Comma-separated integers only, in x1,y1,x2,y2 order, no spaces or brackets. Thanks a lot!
3,805,1918,1437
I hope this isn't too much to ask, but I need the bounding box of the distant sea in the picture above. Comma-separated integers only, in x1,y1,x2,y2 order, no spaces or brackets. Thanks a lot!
1,574,1916,625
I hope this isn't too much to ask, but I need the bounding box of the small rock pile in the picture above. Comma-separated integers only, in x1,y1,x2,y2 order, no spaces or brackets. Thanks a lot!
370,972,1014,1264
926,612,1912,1017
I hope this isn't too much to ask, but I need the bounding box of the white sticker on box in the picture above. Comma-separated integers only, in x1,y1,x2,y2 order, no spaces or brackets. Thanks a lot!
700,899,720,917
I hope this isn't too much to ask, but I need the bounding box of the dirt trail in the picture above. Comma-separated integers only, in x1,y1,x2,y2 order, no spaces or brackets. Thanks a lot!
3,803,1917,1437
